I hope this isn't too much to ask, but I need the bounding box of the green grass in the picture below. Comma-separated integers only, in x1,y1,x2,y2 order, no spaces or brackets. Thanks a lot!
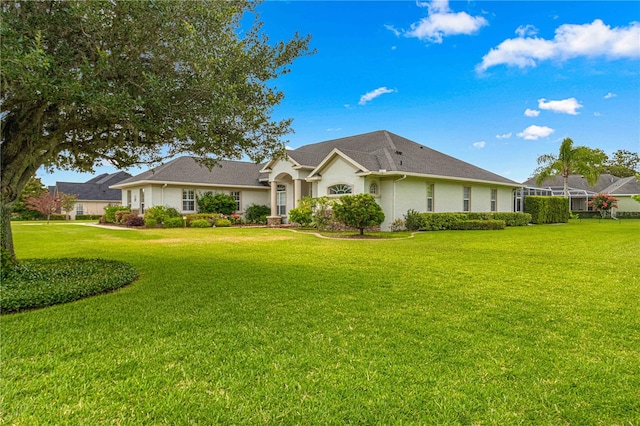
2,220,639,424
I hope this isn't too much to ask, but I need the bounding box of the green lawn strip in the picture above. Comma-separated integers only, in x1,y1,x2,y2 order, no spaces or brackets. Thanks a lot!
1,220,638,423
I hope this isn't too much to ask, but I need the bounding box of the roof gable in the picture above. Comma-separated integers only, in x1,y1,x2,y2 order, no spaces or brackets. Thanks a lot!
54,172,131,201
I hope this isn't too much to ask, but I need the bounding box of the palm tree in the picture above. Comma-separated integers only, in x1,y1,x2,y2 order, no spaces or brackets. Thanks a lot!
535,137,607,197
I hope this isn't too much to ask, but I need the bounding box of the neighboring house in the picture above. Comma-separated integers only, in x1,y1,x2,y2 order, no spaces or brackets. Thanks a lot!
521,174,640,213
50,172,132,219
112,130,522,230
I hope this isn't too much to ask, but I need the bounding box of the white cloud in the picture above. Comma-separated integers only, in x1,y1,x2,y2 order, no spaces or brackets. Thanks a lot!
472,141,486,149
524,108,540,117
384,24,401,37
477,19,640,72
538,97,583,115
517,125,555,140
358,87,396,105
593,112,602,117
515,24,539,38
604,92,617,99
326,128,342,132
496,132,512,139
399,0,488,44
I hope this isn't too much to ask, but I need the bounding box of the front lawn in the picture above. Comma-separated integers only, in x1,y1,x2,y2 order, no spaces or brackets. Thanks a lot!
2,220,639,424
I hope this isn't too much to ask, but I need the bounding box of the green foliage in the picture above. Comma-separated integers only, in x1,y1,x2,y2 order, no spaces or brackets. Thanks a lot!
0,0,312,261
332,194,385,235
59,193,77,218
1,247,15,278
104,206,130,224
75,215,102,221
600,150,640,177
163,217,185,228
245,204,271,224
535,137,607,196
190,219,211,228
524,196,570,224
144,217,159,228
288,206,313,227
11,177,47,220
144,205,180,225
215,218,232,227
185,213,223,227
390,218,406,232
454,219,506,230
1,258,137,314
196,192,237,215
404,211,531,230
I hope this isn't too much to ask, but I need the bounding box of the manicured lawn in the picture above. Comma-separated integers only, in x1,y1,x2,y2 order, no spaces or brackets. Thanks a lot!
2,220,639,424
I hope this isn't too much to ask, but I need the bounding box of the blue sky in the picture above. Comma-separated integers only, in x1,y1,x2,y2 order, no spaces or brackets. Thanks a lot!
39,0,640,186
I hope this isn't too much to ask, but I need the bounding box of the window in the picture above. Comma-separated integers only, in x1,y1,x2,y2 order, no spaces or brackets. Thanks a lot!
126,190,132,208
230,191,241,211
75,203,84,216
369,182,378,195
328,184,353,195
463,186,471,212
426,183,434,212
490,189,498,212
182,189,195,211
276,184,286,215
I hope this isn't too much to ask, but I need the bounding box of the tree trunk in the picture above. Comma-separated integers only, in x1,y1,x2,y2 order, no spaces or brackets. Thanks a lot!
0,199,17,268
359,227,364,236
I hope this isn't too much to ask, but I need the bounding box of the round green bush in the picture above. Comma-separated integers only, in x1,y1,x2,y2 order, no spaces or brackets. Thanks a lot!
163,217,184,228
190,219,211,228
144,217,158,227
1,258,138,314
215,218,232,227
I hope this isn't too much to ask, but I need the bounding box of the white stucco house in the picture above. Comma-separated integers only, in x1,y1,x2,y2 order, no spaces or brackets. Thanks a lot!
111,130,522,230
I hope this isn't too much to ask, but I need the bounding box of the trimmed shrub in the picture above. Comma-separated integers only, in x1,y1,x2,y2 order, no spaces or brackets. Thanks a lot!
403,211,530,231
1,258,137,314
144,205,180,225
215,218,232,227
185,213,222,226
190,219,211,228
104,205,130,223
289,206,313,227
454,219,505,230
75,214,102,221
492,212,532,226
404,209,424,231
115,211,133,224
144,217,159,227
125,216,145,227
525,196,570,224
196,192,237,215
163,217,184,228
245,204,270,224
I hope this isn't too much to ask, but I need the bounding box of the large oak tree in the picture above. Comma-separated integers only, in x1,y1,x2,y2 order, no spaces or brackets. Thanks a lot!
1,1,311,264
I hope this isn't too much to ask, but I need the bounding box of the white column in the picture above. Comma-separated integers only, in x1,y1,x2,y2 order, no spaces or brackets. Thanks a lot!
270,181,277,216
294,179,302,208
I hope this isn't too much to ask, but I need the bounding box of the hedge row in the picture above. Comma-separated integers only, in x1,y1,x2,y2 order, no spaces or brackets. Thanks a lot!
524,196,570,224
75,214,102,220
404,211,531,231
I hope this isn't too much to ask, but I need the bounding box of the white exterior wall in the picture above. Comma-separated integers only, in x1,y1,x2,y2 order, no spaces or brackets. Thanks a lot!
118,184,269,216
617,196,640,212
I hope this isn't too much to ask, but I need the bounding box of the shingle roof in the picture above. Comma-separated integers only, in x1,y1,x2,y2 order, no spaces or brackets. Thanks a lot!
53,172,132,201
522,174,640,194
113,157,267,188
289,130,519,185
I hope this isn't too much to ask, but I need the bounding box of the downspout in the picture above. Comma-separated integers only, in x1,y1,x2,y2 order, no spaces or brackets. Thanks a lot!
392,175,407,222
162,183,168,206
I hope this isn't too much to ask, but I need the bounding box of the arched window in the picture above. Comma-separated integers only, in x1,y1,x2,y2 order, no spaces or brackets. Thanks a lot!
369,182,378,195
328,184,353,195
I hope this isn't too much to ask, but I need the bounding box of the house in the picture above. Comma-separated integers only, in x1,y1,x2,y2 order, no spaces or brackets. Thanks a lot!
112,130,522,230
50,171,132,219
521,174,640,213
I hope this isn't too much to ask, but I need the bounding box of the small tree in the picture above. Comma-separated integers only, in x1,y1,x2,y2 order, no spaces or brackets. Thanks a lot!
589,193,619,218
332,194,385,236
25,192,62,223
60,193,78,220
13,176,48,220
196,192,237,215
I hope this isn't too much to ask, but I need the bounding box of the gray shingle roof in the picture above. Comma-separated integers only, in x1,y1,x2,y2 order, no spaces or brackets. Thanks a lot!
522,174,640,194
53,171,132,201
114,157,267,188
289,130,519,185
